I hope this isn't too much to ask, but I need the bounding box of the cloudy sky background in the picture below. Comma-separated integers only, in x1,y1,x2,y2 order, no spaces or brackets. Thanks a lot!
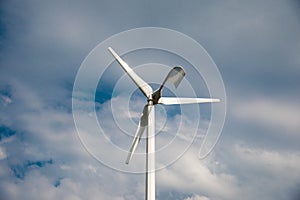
1,0,300,200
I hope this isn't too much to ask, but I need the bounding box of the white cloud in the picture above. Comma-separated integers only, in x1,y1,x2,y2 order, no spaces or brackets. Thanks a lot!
0,95,12,106
0,83,149,200
233,144,300,181
233,97,300,135
0,146,7,160
157,147,238,200
1,0,300,200
184,195,210,200
0,80,229,200
1,66,299,200
218,144,300,200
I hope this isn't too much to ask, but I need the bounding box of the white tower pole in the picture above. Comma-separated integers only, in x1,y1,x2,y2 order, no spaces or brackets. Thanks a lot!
146,97,155,200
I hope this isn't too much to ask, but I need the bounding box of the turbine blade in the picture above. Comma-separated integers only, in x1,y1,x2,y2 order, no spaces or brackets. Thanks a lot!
160,66,185,89
126,105,148,164
158,97,220,105
152,66,186,104
108,47,153,97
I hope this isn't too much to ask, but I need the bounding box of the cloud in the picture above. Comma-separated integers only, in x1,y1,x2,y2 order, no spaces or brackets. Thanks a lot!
227,144,300,200
233,145,300,177
157,147,238,200
0,94,12,106
0,146,6,160
184,195,210,200
1,0,300,200
0,82,145,200
233,97,300,135
0,80,213,199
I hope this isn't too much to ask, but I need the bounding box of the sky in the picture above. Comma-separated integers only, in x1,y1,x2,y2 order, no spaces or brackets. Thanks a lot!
0,0,300,200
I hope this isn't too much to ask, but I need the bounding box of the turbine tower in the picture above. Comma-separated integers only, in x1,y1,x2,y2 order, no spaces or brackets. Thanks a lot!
108,47,220,200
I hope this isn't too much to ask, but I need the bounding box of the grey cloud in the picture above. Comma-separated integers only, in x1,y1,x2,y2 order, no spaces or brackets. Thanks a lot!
1,0,300,199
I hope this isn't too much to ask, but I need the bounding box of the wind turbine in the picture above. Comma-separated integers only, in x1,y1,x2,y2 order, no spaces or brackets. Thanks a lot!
108,47,220,200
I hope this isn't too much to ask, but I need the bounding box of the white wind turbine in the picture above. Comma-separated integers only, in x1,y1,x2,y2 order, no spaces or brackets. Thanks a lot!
108,47,220,200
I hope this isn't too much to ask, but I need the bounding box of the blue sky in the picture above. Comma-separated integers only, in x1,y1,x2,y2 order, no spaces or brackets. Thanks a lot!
0,1,300,200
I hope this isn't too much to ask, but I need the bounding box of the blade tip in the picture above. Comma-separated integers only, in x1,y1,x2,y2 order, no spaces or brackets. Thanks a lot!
126,154,132,165
108,47,113,52
125,158,130,165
